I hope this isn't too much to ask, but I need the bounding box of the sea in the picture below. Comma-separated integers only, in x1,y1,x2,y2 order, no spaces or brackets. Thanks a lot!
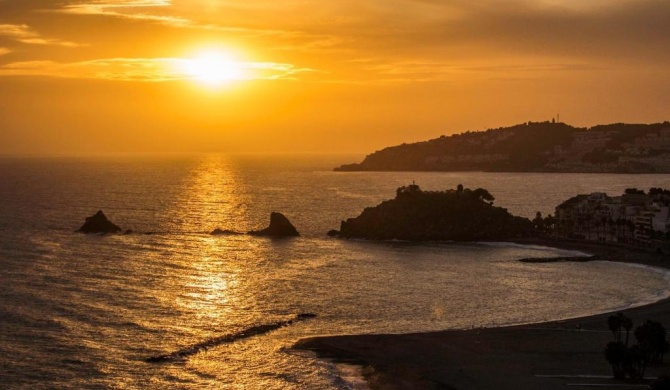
2,154,670,389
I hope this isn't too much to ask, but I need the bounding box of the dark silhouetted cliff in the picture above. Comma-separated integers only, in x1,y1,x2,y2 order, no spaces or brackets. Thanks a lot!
330,184,534,241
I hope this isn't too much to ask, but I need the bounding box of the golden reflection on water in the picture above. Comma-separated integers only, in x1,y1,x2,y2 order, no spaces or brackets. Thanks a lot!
172,154,250,233
168,155,249,325
157,156,299,389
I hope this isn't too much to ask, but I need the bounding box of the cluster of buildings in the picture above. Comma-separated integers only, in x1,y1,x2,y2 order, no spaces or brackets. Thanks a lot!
553,189,670,249
547,127,670,173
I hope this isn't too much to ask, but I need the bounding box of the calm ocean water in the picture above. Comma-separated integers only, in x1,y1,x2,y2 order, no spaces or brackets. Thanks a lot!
1,155,670,389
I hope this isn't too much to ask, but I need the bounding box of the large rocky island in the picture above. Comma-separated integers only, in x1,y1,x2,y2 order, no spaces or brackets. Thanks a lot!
329,184,533,241
336,121,670,173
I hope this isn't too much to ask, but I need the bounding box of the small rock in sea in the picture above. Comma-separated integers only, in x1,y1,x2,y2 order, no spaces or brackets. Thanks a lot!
210,228,242,236
123,229,133,235
248,212,299,238
327,230,340,237
76,210,122,234
296,313,317,319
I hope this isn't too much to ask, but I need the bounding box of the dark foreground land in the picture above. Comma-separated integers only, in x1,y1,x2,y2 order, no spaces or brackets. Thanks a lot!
294,239,670,390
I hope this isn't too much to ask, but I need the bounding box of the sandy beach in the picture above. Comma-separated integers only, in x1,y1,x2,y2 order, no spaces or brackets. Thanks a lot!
295,239,670,389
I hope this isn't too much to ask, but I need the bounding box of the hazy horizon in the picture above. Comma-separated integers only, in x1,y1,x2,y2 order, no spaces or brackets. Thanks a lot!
1,0,669,155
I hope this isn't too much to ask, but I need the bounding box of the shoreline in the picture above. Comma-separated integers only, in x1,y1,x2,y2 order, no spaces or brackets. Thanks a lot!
294,238,670,390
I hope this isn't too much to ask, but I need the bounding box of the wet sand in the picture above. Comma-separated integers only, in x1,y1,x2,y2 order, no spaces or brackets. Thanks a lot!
294,238,670,389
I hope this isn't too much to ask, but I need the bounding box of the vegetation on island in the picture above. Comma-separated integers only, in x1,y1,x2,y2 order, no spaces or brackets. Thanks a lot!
329,184,534,241
335,121,670,173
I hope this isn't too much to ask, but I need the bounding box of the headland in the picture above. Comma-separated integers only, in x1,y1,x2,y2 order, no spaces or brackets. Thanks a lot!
335,121,670,173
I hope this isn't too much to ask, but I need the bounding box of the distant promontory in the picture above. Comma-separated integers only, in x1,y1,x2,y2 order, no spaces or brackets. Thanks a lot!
329,184,533,241
335,121,670,173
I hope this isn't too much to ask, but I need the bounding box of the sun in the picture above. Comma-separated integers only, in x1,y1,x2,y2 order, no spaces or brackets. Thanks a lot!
182,51,245,86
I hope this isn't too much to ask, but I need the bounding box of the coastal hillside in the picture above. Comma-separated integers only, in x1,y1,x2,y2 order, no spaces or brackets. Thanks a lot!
336,121,670,173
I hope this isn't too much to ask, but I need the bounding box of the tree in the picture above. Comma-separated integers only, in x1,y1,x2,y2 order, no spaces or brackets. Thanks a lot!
396,183,421,197
608,313,631,344
650,188,670,196
533,212,544,233
471,188,495,204
543,214,556,235
625,188,645,195
624,344,646,378
604,341,627,379
622,316,633,346
635,320,668,364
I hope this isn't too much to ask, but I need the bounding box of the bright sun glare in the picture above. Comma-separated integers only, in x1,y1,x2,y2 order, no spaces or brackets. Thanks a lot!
183,51,245,86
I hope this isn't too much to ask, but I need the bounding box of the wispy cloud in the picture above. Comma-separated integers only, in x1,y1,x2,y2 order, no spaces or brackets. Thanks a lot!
71,0,172,7
61,0,172,12
346,58,596,84
57,0,342,52
0,24,82,47
344,0,670,65
59,0,192,27
0,57,316,82
0,48,11,56
271,36,349,53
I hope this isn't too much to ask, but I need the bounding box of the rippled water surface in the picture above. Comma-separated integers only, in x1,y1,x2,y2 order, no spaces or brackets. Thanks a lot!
1,155,670,389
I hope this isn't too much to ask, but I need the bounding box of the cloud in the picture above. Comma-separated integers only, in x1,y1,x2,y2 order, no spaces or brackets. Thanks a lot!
53,0,344,53
271,36,349,53
59,0,192,28
72,0,172,6
0,47,11,56
3,0,668,84
57,0,190,27
0,57,316,82
283,0,669,85
321,56,598,85
61,0,172,12
0,24,82,47
357,0,670,63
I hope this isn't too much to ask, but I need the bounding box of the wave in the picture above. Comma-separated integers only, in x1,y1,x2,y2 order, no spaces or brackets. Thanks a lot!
600,262,670,312
478,241,591,258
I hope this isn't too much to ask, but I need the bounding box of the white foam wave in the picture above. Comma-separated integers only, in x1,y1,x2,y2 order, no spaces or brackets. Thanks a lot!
479,241,592,258
597,261,670,312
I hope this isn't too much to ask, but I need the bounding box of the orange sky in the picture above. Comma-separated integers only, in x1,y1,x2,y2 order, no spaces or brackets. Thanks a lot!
0,0,668,155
